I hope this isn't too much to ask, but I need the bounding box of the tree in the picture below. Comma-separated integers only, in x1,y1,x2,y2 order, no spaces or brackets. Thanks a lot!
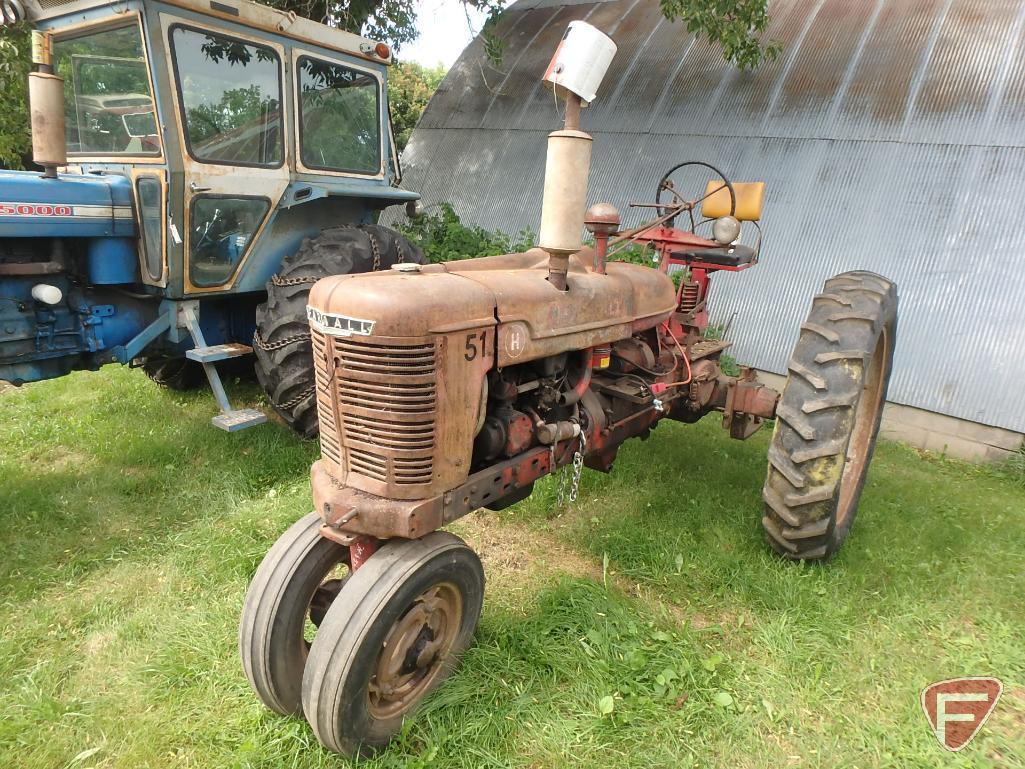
0,24,31,169
388,60,445,151
0,1,777,169
265,0,777,69
659,0,778,70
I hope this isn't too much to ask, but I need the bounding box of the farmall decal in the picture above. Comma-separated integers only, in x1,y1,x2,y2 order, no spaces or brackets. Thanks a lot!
306,306,375,337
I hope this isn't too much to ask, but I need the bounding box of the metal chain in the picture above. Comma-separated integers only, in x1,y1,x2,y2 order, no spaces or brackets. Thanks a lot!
554,431,587,507
367,229,382,271
278,384,315,410
270,273,319,286
569,431,586,503
253,330,311,351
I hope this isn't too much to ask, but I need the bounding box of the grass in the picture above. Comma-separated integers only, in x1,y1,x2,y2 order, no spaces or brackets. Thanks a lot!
1,368,1023,768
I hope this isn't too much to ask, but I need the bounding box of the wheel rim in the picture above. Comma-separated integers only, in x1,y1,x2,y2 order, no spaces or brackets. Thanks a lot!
836,325,890,527
303,562,350,650
367,582,463,719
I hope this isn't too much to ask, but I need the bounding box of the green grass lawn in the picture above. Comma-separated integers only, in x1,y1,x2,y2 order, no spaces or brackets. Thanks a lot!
1,368,1023,768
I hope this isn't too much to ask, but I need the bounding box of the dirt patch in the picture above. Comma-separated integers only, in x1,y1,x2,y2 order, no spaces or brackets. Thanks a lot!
988,686,1025,743
452,511,599,610
83,628,117,658
30,446,93,473
451,511,730,630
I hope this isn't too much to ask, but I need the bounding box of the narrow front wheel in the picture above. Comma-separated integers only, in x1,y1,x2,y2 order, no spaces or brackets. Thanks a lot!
302,532,485,757
239,512,350,715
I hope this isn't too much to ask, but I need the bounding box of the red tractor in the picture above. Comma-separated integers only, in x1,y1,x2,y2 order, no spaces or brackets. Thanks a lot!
239,22,897,756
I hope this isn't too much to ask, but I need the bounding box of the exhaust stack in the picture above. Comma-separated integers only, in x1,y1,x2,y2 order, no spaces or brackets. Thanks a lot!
28,31,66,179
538,22,616,290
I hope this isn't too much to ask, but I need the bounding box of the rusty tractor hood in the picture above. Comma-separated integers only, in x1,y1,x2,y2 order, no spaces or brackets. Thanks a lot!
307,248,677,365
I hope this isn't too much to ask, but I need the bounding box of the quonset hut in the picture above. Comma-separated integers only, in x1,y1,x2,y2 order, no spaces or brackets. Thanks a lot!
393,0,1025,459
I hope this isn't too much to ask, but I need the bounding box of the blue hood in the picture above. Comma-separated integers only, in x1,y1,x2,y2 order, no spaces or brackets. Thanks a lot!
0,170,136,238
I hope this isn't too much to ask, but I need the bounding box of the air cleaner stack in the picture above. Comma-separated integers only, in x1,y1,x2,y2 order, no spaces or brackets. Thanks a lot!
538,21,617,289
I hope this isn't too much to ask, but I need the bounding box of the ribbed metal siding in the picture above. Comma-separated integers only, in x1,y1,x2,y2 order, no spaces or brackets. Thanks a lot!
392,0,1025,432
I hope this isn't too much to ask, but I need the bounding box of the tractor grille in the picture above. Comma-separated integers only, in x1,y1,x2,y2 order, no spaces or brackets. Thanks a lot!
311,329,342,467
313,331,437,487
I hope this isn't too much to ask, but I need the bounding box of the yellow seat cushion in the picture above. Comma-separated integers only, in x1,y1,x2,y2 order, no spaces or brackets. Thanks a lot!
701,181,765,221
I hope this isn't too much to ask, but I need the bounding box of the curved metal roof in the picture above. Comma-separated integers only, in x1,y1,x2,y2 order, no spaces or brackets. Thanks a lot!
394,0,1025,432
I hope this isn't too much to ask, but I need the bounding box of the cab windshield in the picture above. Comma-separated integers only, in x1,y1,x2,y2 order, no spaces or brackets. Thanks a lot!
53,23,159,156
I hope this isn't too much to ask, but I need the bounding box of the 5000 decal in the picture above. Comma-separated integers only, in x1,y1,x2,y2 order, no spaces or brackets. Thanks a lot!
0,203,72,216
0,202,133,218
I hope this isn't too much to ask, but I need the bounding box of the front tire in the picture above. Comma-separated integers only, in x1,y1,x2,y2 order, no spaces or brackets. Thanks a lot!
761,271,897,560
239,512,350,716
254,225,424,438
302,532,485,757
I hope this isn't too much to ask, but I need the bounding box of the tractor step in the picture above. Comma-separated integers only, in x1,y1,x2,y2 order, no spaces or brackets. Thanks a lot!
212,408,268,432
179,303,266,433
186,342,253,363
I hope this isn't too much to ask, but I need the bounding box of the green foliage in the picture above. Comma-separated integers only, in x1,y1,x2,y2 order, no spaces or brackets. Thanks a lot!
398,201,533,263
263,0,420,50
387,60,445,151
607,242,657,267
267,0,781,71
0,24,31,169
659,0,781,70
703,322,740,376
993,447,1025,489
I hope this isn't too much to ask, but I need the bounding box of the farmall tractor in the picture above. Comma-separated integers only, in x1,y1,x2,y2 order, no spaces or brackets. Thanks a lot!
0,0,423,433
240,22,898,757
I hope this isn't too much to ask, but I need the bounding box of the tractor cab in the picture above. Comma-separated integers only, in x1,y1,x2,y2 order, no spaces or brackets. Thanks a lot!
24,0,412,296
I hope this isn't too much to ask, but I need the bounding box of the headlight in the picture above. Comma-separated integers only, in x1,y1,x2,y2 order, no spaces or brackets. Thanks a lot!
712,216,741,245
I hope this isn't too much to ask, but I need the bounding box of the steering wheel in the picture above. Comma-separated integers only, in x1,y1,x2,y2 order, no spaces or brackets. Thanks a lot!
655,161,736,233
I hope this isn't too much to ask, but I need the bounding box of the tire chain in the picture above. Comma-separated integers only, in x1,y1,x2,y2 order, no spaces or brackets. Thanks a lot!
253,329,312,352
277,384,316,410
269,225,401,288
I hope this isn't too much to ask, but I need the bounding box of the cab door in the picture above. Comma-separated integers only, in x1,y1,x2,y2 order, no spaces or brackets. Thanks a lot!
160,15,290,293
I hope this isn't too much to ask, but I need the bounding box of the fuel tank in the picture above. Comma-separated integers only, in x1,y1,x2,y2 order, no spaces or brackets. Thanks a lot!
307,248,677,363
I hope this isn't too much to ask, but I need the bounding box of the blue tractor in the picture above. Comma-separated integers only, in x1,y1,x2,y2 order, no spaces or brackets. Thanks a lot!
0,0,423,433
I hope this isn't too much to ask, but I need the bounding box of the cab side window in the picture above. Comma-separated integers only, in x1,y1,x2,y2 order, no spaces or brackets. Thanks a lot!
297,56,381,174
136,176,164,281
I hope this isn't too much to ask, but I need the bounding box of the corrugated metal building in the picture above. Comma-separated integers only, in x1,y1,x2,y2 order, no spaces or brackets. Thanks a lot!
393,0,1025,449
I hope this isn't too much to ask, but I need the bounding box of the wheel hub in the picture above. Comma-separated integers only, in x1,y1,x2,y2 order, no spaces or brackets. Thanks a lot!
368,582,462,717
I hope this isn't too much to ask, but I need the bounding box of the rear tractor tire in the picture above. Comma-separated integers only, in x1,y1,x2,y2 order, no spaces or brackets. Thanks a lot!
254,225,425,438
762,271,897,561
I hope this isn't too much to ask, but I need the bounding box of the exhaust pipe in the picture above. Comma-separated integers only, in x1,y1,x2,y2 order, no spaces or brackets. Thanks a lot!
538,22,616,290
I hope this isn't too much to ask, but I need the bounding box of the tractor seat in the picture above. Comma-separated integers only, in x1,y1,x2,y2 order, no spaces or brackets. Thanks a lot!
670,244,757,268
